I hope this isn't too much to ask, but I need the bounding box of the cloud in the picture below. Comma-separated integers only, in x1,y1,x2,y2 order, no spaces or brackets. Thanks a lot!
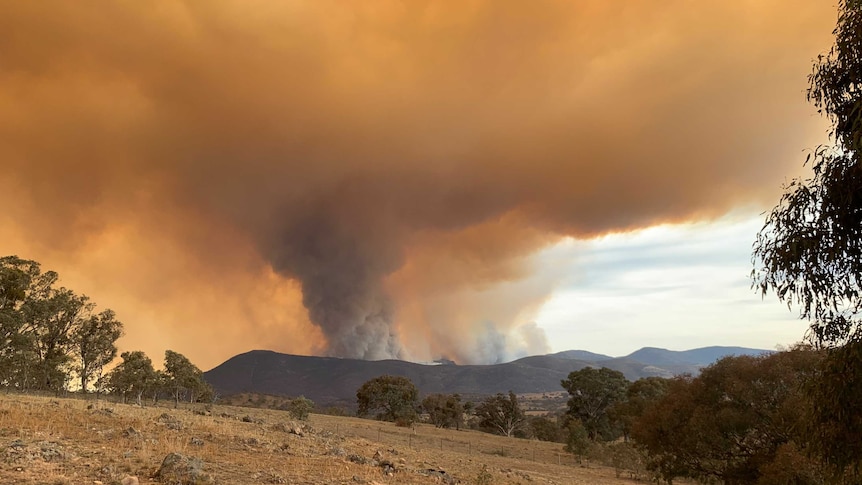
0,1,835,366
535,216,810,355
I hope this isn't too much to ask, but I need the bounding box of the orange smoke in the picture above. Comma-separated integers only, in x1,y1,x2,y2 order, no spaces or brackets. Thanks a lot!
0,1,834,367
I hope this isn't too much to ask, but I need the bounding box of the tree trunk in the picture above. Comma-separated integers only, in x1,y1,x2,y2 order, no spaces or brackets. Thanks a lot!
80,364,88,394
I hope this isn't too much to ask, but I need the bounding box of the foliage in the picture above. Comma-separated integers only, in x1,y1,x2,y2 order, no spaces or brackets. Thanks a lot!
752,1,862,477
633,349,824,485
561,367,628,441
753,0,862,346
756,442,824,485
807,340,862,481
588,442,650,481
164,350,209,406
474,391,525,437
23,286,92,391
421,393,464,429
356,375,418,424
0,255,123,392
287,395,314,421
473,464,493,485
0,257,40,381
529,415,566,443
564,419,591,458
107,351,158,406
72,309,123,393
609,376,669,442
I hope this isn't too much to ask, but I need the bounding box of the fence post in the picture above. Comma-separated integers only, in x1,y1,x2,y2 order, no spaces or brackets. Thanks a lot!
557,453,561,466
440,438,443,451
377,428,381,441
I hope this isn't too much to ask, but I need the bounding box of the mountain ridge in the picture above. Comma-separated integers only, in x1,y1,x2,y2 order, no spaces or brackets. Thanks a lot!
203,345,770,407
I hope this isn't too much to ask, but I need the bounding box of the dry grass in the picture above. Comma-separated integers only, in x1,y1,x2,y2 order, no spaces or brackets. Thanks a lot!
0,393,652,484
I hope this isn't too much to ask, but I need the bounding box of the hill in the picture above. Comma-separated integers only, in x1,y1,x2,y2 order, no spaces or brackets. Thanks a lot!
551,349,614,361
0,393,638,484
625,345,770,366
203,345,770,406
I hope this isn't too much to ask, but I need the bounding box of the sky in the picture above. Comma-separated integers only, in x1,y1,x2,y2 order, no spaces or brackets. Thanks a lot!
0,1,838,369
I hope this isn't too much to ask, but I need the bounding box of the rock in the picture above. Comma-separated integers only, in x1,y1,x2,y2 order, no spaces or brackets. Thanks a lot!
420,468,456,485
157,413,183,430
121,477,139,485
155,452,213,484
38,441,67,462
123,427,141,438
189,437,204,446
288,422,305,437
380,462,396,476
347,454,369,465
372,451,396,475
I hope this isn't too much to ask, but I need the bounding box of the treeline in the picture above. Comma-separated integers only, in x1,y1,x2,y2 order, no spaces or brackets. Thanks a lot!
0,255,122,392
0,255,210,406
355,346,851,483
108,349,212,407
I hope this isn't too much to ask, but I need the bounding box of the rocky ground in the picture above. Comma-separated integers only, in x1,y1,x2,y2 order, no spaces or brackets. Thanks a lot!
0,394,649,484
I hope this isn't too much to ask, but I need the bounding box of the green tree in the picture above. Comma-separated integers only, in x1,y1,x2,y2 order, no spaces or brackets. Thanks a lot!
0,256,124,392
633,349,824,485
561,367,629,441
287,395,314,421
356,375,418,425
150,369,168,404
22,287,92,391
421,393,464,429
752,1,862,478
609,376,670,442
529,415,566,443
0,256,42,387
565,419,592,459
164,350,207,407
107,350,158,406
474,391,525,437
72,309,123,393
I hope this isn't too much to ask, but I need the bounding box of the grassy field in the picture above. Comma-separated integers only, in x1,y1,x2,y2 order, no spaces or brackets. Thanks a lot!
0,393,655,484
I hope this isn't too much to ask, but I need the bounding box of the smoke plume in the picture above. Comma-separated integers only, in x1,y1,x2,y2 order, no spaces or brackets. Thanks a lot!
0,1,834,366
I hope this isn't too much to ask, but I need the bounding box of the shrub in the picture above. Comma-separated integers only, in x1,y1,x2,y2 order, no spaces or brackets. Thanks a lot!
287,396,314,421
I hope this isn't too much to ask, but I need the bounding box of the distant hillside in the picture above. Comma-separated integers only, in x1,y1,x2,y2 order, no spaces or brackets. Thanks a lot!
204,345,770,407
204,350,594,408
625,346,771,367
551,350,614,361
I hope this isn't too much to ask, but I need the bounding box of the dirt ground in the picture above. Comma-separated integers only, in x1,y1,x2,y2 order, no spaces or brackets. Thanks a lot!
0,393,652,484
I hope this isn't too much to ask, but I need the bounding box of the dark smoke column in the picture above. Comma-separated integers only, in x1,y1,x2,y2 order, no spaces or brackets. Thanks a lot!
268,211,403,360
